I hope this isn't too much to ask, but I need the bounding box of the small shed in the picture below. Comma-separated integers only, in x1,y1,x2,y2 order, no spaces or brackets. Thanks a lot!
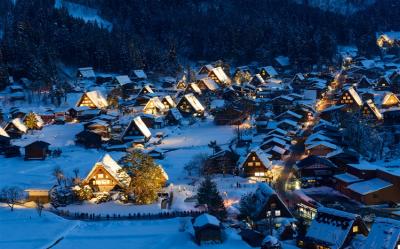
24,141,50,160
192,213,222,244
25,189,50,203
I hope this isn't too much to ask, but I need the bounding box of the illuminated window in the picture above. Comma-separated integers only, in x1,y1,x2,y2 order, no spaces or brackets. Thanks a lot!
353,226,359,233
255,162,261,166
97,173,104,178
275,210,281,216
255,172,265,177
96,180,110,185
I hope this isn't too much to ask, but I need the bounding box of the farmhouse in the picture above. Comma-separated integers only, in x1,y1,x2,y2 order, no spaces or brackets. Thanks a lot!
4,118,28,138
83,154,131,192
129,69,147,81
240,148,272,178
258,66,278,80
143,97,167,115
338,86,363,111
303,207,368,249
122,116,152,143
361,99,383,121
176,93,205,117
197,77,219,92
76,67,95,79
208,67,231,86
76,91,108,109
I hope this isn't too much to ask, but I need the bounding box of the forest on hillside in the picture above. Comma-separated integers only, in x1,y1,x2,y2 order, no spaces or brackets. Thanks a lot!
0,0,399,85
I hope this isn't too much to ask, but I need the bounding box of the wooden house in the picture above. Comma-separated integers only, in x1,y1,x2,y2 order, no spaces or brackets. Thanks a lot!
357,76,372,89
84,119,111,139
233,66,252,84
137,85,154,97
122,116,152,143
175,80,186,90
345,177,394,205
361,99,383,121
76,130,102,148
161,95,176,109
129,69,147,81
165,108,183,126
271,95,295,114
303,207,368,249
0,127,10,148
273,56,290,72
240,148,272,178
143,97,167,115
338,86,363,111
264,146,287,160
306,141,338,157
176,93,205,117
184,83,202,96
208,67,231,86
76,91,108,109
295,156,338,187
249,74,266,87
375,76,391,91
361,218,400,249
113,75,132,87
381,92,400,108
76,67,95,79
213,106,248,125
25,189,50,203
203,150,239,175
198,64,214,75
4,118,28,138
24,141,50,160
197,77,219,92
258,66,278,80
261,137,288,151
83,154,131,192
251,183,293,221
192,214,222,245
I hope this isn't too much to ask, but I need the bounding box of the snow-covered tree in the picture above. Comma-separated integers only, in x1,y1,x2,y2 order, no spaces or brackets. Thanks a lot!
197,177,226,219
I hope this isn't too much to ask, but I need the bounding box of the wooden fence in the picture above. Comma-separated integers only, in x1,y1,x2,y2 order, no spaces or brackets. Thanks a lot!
52,209,205,221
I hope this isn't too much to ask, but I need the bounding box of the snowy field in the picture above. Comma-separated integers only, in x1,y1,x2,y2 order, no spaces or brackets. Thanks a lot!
0,206,253,249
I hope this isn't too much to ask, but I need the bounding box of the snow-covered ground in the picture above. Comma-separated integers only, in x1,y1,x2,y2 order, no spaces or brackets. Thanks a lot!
0,206,253,249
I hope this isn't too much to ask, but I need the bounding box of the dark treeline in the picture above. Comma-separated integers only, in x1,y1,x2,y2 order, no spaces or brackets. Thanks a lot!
0,0,399,83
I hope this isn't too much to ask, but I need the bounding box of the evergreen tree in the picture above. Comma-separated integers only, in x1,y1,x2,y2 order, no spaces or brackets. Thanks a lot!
197,177,226,219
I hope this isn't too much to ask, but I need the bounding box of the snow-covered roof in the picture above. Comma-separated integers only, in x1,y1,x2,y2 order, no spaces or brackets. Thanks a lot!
362,217,400,249
78,90,108,109
193,213,220,228
259,66,278,77
133,116,151,138
0,126,10,137
274,56,290,67
365,99,383,120
162,95,175,107
377,31,400,41
277,119,298,128
10,118,28,133
199,77,219,91
263,137,287,147
131,69,147,79
334,173,361,184
276,110,302,120
144,97,167,112
169,108,183,121
210,67,230,84
86,154,131,188
115,75,132,85
360,59,376,69
306,207,360,249
182,93,205,112
306,141,338,150
347,178,393,195
188,83,202,94
382,92,399,106
346,87,363,106
78,67,96,78
267,145,286,155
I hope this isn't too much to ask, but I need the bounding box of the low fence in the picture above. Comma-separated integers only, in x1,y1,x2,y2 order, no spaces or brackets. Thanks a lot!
52,209,205,221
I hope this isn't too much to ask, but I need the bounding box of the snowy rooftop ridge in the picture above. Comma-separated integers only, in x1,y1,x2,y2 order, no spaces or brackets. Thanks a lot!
193,213,220,228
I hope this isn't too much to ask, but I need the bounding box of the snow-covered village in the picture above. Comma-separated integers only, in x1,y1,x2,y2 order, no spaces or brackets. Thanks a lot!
1,1,400,249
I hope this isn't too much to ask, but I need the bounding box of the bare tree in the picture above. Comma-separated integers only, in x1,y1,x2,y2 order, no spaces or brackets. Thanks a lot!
35,199,44,217
52,166,64,185
1,186,23,211
184,153,208,177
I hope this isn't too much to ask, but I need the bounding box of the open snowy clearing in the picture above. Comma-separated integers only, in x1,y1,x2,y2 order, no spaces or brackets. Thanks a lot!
0,206,253,249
